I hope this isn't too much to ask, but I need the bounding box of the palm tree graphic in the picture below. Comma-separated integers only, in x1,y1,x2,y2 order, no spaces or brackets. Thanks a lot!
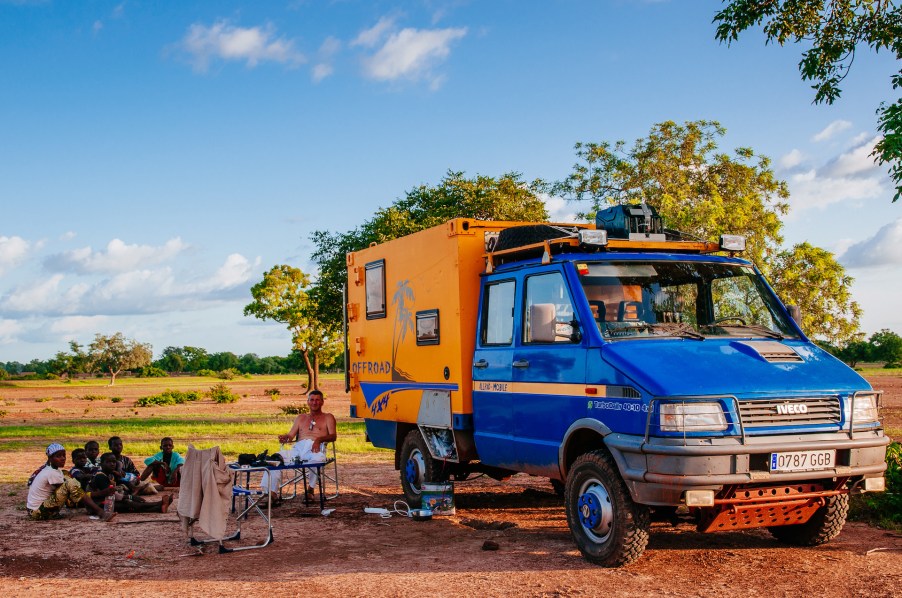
391,279,415,381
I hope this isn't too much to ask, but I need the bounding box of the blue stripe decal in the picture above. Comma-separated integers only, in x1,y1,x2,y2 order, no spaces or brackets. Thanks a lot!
359,382,459,407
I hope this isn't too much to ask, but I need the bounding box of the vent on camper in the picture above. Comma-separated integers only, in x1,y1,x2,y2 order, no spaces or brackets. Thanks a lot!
736,341,803,363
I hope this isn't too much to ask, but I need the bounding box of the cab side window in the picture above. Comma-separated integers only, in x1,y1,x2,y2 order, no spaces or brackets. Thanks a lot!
524,272,577,343
482,280,515,345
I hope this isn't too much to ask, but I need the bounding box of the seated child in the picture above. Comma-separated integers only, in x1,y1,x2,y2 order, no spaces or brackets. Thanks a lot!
107,436,156,496
69,448,98,490
140,437,184,488
84,440,101,469
88,453,172,513
26,443,114,521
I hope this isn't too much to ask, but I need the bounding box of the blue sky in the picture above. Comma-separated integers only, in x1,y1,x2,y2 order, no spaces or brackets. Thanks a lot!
0,0,899,363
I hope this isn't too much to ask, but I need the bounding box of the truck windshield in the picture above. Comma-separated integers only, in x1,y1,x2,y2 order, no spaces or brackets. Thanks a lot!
576,261,799,340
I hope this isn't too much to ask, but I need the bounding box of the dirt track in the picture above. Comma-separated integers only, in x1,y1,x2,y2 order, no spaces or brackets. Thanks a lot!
1,376,900,597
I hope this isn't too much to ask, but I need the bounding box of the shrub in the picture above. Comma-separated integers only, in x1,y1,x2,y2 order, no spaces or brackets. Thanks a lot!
279,403,310,415
196,369,216,377
3,399,15,406
217,369,238,380
209,383,239,404
110,396,123,403
264,388,281,401
41,407,59,414
0,409,7,418
851,442,902,530
0,367,9,380
136,389,202,407
79,394,109,401
35,397,52,403
136,365,168,378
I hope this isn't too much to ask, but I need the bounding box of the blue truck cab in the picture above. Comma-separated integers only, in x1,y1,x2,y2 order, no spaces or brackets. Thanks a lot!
346,209,888,566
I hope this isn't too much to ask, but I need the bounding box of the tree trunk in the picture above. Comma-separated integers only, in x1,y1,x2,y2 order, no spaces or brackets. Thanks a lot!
301,350,314,391
108,367,121,386
312,354,320,391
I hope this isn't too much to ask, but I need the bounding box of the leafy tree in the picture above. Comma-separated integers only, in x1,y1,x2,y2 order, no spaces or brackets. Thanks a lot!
311,170,549,326
88,332,152,385
155,346,187,373
869,328,902,366
244,265,340,390
554,120,859,344
714,0,902,201
767,242,862,345
834,339,872,367
207,351,239,371
0,367,8,380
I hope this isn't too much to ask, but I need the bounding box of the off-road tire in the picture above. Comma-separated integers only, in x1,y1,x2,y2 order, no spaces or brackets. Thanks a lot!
565,450,650,566
768,494,849,546
399,430,447,507
493,225,578,252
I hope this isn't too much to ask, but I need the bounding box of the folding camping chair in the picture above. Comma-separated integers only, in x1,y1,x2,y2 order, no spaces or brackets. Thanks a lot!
278,441,340,505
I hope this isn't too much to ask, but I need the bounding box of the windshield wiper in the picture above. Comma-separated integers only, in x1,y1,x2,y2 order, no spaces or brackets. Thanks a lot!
649,323,705,340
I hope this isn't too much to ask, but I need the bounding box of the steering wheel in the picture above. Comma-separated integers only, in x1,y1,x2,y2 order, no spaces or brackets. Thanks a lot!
713,316,747,325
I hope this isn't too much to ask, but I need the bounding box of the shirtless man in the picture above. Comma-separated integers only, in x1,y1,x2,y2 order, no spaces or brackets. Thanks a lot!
261,389,336,503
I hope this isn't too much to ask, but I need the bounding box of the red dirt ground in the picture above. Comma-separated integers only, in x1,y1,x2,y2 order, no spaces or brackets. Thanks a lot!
0,376,900,597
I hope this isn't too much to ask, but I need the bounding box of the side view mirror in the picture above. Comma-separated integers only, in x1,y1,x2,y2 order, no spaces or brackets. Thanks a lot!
787,305,801,325
569,319,582,343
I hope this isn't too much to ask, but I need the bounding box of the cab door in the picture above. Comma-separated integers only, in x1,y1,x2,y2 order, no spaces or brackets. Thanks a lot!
511,267,587,477
471,277,517,469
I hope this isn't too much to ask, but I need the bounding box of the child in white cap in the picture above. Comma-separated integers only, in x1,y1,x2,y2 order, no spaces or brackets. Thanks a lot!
25,443,115,521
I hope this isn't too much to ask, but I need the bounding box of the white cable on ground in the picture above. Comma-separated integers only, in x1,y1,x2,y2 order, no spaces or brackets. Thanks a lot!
363,501,412,518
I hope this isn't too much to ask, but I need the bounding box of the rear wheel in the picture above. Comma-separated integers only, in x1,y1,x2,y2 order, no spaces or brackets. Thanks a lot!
565,450,650,566
399,430,446,507
768,494,849,546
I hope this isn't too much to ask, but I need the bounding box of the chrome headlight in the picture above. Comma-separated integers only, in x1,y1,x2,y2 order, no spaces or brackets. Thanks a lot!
845,392,880,427
660,402,727,432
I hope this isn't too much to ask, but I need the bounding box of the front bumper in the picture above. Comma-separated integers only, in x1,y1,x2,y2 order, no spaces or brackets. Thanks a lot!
604,430,890,505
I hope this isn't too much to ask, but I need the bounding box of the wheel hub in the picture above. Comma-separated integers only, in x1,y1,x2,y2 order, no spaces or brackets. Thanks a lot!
405,449,426,493
577,482,613,541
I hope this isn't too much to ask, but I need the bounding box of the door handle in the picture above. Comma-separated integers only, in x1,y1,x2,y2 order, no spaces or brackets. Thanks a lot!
512,360,530,368
473,359,488,369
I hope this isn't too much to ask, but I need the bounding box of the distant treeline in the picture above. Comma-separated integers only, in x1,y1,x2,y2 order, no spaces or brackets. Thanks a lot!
1,345,344,380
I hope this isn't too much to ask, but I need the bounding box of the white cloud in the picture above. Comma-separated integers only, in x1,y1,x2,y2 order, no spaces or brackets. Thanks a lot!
787,135,887,213
177,20,305,72
839,218,902,268
362,26,467,84
49,315,108,336
311,36,341,82
92,20,103,34
0,235,29,274
812,119,852,142
60,231,76,241
112,2,124,18
312,63,333,82
44,237,189,274
822,135,881,179
2,251,258,318
778,149,805,170
0,319,22,345
542,194,580,223
352,16,396,48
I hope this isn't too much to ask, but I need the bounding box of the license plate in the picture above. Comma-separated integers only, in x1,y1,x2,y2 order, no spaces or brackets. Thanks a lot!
769,450,835,472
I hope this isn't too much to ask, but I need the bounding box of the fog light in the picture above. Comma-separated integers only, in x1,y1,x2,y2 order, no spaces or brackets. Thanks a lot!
684,490,715,507
864,477,886,492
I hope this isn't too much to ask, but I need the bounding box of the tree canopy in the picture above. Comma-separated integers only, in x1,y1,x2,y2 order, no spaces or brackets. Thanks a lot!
553,120,859,345
88,332,152,385
714,0,902,201
244,264,341,390
310,170,549,326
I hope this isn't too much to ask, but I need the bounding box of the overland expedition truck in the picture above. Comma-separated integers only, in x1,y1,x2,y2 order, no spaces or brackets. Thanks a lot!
344,210,889,566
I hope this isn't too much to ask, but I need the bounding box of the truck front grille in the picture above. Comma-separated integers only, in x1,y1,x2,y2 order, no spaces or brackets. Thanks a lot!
738,396,841,428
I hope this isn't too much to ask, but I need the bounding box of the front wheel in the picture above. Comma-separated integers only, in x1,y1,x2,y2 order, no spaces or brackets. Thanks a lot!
768,494,849,546
399,430,446,506
565,450,650,567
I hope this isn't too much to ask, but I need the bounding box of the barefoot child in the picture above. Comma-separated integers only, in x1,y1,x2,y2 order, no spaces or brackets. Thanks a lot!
26,443,114,521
